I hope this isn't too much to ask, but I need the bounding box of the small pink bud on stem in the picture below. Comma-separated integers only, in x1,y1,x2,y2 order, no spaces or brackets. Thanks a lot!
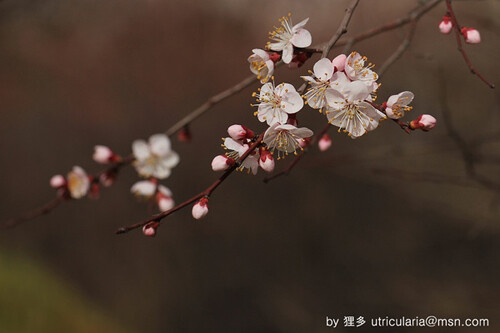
227,125,254,141
410,114,437,131
259,148,275,173
142,221,159,237
211,155,235,171
461,27,481,44
318,134,332,152
50,175,66,188
332,54,347,72
438,15,453,34
192,197,209,220
93,145,118,164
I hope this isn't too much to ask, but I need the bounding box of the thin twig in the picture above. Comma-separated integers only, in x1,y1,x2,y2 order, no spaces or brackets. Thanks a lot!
321,0,360,58
378,20,418,78
0,197,64,230
445,0,495,88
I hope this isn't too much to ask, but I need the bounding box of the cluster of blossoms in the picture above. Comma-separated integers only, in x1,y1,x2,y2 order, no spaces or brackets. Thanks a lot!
46,12,443,238
50,133,180,236
438,14,480,44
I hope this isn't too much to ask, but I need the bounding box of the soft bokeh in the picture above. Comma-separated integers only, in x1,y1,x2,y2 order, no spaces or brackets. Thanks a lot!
0,0,499,332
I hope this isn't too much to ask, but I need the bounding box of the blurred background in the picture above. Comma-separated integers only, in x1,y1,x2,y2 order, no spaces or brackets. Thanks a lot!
0,0,499,331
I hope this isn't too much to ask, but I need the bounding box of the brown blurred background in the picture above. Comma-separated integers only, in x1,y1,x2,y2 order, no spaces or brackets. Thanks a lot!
1,0,499,332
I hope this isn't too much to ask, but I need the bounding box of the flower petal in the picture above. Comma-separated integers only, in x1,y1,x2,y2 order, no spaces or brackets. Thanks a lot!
132,140,150,160
281,91,304,114
282,43,294,64
149,134,171,156
291,28,312,48
313,58,334,82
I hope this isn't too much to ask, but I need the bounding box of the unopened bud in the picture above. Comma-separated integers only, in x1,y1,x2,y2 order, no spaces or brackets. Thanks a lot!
50,174,66,188
177,125,192,143
227,124,254,141
332,54,347,72
259,148,275,173
142,221,159,237
318,134,332,151
211,155,235,171
192,197,209,220
298,137,310,149
438,15,453,34
269,52,281,63
461,27,481,44
410,114,437,131
99,171,116,187
93,145,115,164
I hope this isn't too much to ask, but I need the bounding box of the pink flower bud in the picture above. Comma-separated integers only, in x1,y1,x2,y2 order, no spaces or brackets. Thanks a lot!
227,125,254,141
438,15,453,34
50,174,66,188
332,54,347,72
461,27,481,44
410,114,437,131
259,149,275,173
318,134,332,151
177,125,192,143
99,171,116,187
93,145,114,164
211,155,235,171
142,222,159,237
192,198,209,220
269,52,281,63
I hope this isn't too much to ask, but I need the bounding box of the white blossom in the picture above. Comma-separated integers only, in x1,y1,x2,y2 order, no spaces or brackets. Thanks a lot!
132,134,179,179
325,81,386,138
267,15,312,64
385,91,414,119
263,123,313,159
222,137,259,175
248,49,274,83
253,81,303,126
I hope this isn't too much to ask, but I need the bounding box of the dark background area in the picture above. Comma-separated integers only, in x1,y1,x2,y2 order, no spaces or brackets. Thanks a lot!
0,0,499,332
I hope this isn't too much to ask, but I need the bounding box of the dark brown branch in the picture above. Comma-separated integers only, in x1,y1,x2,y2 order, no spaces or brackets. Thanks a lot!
445,0,495,88
116,133,265,235
0,197,64,230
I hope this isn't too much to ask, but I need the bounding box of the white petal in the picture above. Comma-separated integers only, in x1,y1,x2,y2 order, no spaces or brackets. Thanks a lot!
325,88,345,109
252,48,269,61
131,180,156,197
343,81,370,102
281,91,304,114
313,58,334,82
149,134,171,156
291,127,314,138
132,140,150,161
292,18,309,32
282,43,294,64
158,185,173,197
160,151,180,169
153,164,172,179
224,137,243,151
291,29,312,48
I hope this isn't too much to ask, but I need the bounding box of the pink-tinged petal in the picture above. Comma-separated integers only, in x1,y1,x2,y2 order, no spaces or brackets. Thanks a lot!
292,18,309,32
281,91,304,114
344,51,362,80
149,134,171,156
313,58,334,81
332,54,347,72
242,155,259,175
282,43,294,64
385,107,396,119
291,28,312,48
132,140,150,161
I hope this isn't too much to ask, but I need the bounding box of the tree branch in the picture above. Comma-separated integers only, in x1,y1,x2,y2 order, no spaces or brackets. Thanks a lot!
445,0,495,88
